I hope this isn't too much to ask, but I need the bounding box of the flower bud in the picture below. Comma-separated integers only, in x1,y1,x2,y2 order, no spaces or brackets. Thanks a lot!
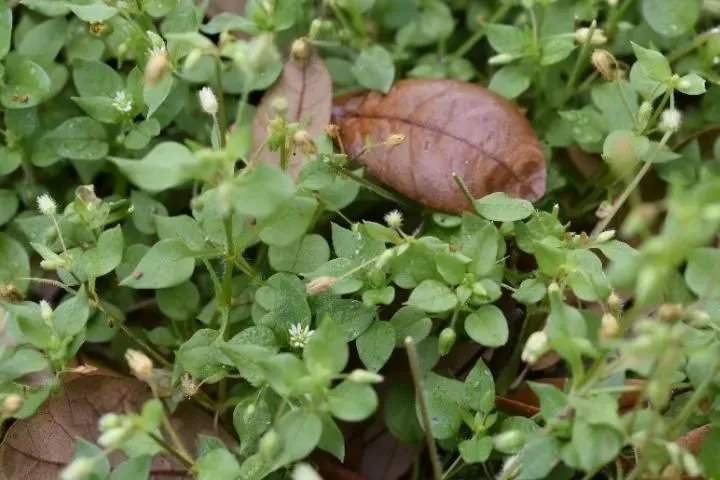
198,86,218,116
657,303,684,323
144,47,171,87
292,130,318,156
61,458,96,480
591,49,618,80
681,451,703,477
40,300,53,323
125,349,153,381
290,37,311,65
438,327,457,356
348,369,384,384
659,108,682,133
595,229,616,243
37,193,57,216
600,313,620,339
521,331,550,365
2,394,23,416
98,413,123,431
574,26,608,45
184,48,204,71
607,292,623,312
488,52,518,65
325,124,340,138
493,430,526,453
98,426,131,449
305,276,336,295
259,429,282,460
293,463,323,480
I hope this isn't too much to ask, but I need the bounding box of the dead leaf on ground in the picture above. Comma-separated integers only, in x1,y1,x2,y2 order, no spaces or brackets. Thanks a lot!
253,45,333,178
0,374,234,479
204,0,246,17
332,79,546,213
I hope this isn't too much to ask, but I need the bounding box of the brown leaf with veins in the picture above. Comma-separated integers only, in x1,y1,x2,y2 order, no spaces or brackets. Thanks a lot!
0,374,234,479
252,44,332,179
332,79,546,213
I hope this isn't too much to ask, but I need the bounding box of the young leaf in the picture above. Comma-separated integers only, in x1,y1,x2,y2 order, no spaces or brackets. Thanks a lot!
389,306,433,346
0,233,30,293
110,142,202,193
304,315,348,377
79,226,124,279
233,397,272,452
631,43,672,81
230,163,295,218
488,65,532,99
407,279,457,313
195,447,242,480
52,289,91,338
119,239,196,289
528,382,568,421
356,320,395,372
474,192,535,222
465,305,509,347
459,435,493,464
352,45,395,93
327,380,378,422
47,117,108,160
272,410,322,471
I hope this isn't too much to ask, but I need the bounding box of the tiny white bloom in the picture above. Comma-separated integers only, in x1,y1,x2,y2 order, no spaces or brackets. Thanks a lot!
384,209,403,229
37,193,57,216
659,108,682,132
112,90,133,113
198,86,218,115
288,323,314,349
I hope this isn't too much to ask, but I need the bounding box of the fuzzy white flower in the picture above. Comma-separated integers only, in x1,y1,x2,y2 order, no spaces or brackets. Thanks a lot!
37,193,57,216
112,91,133,113
288,323,314,349
384,209,403,229
659,108,682,132
198,86,218,115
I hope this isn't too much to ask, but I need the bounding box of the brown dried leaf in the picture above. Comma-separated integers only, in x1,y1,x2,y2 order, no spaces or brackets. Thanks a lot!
0,374,234,479
252,47,332,179
332,79,546,213
204,0,246,17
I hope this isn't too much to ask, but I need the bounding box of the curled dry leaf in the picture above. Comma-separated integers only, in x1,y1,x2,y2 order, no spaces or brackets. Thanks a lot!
0,374,234,479
332,79,546,213
204,0,246,17
252,44,332,179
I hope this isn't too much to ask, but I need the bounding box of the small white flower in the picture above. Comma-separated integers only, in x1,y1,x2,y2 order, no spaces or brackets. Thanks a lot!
198,86,218,115
288,323,314,349
112,90,133,113
521,330,550,365
384,209,403,229
659,108,682,132
37,193,57,216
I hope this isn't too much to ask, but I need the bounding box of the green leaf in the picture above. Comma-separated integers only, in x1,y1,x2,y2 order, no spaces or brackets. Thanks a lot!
629,61,668,101
562,422,622,472
516,437,560,480
68,3,118,21
567,250,612,301
318,414,345,461
0,147,22,176
631,43,672,81
685,247,720,297
72,96,123,124
384,381,423,444
156,282,200,321
351,45,395,93
474,192,534,222
698,427,720,479
677,73,706,95
513,279,547,305
131,190,168,235
528,382,567,421
272,410,322,470
313,297,375,341
196,447,242,480
268,234,330,274
47,117,108,160
421,372,465,439
53,289,91,338
485,24,527,55
230,163,295,218
488,65,531,99
177,329,227,380
110,456,151,480
435,251,469,285
202,13,257,34
233,397,272,452
328,380,378,421
69,439,109,479
155,214,206,251
144,74,174,118
407,279,457,313
0,347,48,383
459,435,493,464
642,0,699,38
17,17,68,64
259,196,317,246
539,36,575,66
356,320,395,372
463,359,495,413
0,56,51,109
304,316,348,376
465,305,508,347
0,189,19,227
119,239,195,289
80,226,124,279
73,59,124,98
389,306,432,346
0,4,10,60
0,233,30,293
111,142,201,193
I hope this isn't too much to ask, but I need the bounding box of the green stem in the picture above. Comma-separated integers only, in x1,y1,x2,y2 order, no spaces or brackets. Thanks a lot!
148,431,194,470
325,162,408,205
452,3,513,58
565,21,598,100
219,218,235,340
405,337,443,480
606,0,637,38
212,56,227,150
667,360,720,436
441,455,463,480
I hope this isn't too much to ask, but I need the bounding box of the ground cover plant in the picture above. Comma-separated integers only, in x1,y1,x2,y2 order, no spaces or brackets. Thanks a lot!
1,0,720,479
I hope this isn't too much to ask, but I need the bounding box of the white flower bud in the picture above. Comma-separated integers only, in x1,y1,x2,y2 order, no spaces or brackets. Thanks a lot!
61,458,96,480
305,276,336,295
198,87,218,115
348,369,384,384
37,193,57,216
2,394,23,416
574,27,608,45
293,463,323,480
600,313,620,338
659,108,682,133
521,331,550,365
125,349,153,380
489,52,518,65
384,210,403,229
595,229,616,243
40,300,53,323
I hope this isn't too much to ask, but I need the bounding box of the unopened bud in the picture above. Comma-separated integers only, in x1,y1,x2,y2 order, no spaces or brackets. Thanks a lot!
144,48,170,87
438,327,457,356
607,292,623,312
681,451,703,477
99,413,123,431
60,458,96,480
658,303,684,323
271,96,288,116
292,130,318,156
198,86,218,116
125,349,153,380
324,124,340,138
305,276,336,295
591,49,618,80
39,300,53,322
521,331,550,365
493,430,526,453
659,108,683,133
595,229,616,243
293,463,323,480
488,52,518,65
184,48,204,71
259,429,281,460
574,26,608,45
600,313,620,338
181,373,199,398
290,38,311,65
348,369,384,384
2,394,23,416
